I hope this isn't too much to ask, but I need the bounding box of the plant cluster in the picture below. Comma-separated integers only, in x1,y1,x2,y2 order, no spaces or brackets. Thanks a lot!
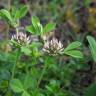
0,1,96,96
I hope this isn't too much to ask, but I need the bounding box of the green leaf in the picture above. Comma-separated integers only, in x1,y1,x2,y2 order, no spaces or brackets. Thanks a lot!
21,46,31,55
45,85,53,93
85,82,96,96
31,16,40,27
26,25,35,34
31,16,43,35
10,79,23,93
14,6,28,20
14,10,20,20
27,16,42,35
87,36,96,62
64,41,82,52
22,91,31,96
64,50,83,58
24,74,34,89
19,6,28,18
11,6,17,16
43,22,56,33
0,9,12,22
38,24,43,35
11,39,21,47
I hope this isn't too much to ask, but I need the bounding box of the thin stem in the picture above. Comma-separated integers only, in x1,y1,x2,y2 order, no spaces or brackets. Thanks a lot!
11,49,20,79
11,27,20,79
16,27,19,33
8,50,20,93
37,63,47,88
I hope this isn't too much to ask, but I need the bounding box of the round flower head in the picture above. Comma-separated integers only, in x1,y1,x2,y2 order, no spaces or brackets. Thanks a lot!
11,32,31,46
43,37,64,55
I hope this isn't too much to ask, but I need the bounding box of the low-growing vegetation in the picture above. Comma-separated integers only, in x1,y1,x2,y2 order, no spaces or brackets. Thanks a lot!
0,0,96,96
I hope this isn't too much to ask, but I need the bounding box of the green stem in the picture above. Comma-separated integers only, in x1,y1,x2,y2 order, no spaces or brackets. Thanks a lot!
11,27,20,79
37,63,47,88
7,50,20,93
11,50,20,79
16,27,19,33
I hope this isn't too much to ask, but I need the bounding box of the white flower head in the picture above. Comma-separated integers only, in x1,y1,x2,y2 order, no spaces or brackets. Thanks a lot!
11,32,31,46
43,37,64,55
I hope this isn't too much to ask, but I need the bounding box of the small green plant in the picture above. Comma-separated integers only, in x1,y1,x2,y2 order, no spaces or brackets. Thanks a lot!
0,5,28,29
0,6,83,96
